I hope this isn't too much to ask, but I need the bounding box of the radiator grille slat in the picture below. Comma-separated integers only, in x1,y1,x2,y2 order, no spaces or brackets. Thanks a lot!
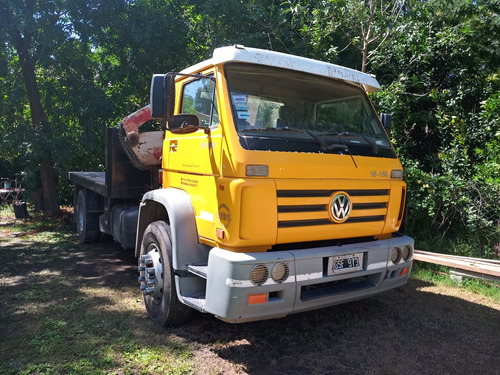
277,189,389,198
277,188,389,228
278,205,327,213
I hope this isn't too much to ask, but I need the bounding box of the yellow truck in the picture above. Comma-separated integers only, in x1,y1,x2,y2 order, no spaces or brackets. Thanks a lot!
69,45,413,326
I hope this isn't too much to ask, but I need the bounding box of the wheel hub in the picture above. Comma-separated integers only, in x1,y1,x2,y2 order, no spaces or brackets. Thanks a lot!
138,245,164,299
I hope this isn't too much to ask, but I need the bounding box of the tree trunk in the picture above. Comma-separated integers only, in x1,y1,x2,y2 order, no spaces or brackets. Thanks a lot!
361,0,376,73
10,19,60,216
362,40,369,73
40,154,60,216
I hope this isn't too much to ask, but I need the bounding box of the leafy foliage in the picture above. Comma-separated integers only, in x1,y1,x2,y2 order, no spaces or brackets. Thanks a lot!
371,0,500,257
0,0,498,255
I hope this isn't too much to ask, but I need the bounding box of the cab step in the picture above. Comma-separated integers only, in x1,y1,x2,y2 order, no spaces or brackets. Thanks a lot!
187,264,208,279
182,294,206,312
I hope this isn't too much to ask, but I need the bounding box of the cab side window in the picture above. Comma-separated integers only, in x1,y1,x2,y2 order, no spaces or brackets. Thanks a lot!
181,77,219,128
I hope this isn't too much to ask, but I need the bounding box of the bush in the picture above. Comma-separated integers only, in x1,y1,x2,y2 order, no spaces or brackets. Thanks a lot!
403,157,500,258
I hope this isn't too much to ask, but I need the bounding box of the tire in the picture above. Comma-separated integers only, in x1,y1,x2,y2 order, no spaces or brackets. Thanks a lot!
75,189,100,244
139,221,192,327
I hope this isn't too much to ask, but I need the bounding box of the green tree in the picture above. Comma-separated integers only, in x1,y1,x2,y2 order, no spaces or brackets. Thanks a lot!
371,0,500,255
0,0,194,206
282,0,407,71
0,0,61,215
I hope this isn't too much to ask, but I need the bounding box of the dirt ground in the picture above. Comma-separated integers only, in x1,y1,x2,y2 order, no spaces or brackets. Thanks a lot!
1,217,499,375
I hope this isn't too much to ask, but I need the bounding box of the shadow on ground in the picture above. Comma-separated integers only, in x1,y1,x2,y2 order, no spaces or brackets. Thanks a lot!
1,234,499,375
173,277,499,375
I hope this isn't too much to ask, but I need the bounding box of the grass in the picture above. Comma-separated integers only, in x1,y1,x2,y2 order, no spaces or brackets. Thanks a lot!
0,205,195,375
0,205,74,244
411,262,500,303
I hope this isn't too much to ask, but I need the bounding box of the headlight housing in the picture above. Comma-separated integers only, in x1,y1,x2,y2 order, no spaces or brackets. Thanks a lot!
391,247,402,264
402,245,413,262
271,262,289,283
250,264,269,286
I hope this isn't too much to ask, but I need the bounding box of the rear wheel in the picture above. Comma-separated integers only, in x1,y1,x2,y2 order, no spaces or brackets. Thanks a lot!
75,189,100,243
138,221,192,327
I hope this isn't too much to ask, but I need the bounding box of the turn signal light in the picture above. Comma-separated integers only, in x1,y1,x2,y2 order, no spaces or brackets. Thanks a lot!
391,169,403,179
246,164,269,177
216,228,225,239
399,267,410,277
248,293,268,304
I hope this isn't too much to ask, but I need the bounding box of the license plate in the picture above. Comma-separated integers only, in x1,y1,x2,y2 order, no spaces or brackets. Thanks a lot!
327,253,363,275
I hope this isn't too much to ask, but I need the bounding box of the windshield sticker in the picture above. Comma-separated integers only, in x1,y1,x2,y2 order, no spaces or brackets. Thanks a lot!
233,95,246,103
237,111,250,120
232,95,248,110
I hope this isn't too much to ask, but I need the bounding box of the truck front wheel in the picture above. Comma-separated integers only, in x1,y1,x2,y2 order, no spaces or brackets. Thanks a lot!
75,189,100,244
138,221,192,326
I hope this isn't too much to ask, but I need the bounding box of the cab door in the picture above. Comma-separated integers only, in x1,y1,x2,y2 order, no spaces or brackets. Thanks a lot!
164,73,222,239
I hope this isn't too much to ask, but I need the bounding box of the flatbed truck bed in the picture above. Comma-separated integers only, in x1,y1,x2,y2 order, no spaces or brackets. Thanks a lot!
68,172,106,197
69,128,157,248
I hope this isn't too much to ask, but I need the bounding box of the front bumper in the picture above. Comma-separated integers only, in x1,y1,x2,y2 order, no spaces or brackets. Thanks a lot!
203,234,414,323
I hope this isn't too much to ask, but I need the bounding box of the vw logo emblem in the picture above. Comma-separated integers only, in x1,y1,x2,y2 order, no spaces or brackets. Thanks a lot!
330,193,351,223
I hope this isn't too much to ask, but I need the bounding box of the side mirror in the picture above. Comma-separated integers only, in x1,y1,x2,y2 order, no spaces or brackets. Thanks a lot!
150,74,175,123
380,113,391,134
169,113,202,134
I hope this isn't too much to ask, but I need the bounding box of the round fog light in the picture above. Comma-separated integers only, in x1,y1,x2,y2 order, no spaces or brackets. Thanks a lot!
402,245,413,262
250,264,269,286
391,247,402,264
271,262,289,283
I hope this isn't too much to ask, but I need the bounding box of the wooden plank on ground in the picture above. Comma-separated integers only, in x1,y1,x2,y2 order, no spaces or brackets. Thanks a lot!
413,250,500,279
416,251,500,265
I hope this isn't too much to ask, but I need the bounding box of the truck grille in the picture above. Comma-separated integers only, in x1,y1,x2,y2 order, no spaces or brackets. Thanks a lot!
277,189,389,228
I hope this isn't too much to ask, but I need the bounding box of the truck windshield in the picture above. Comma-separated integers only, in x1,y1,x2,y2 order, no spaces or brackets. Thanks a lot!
225,63,396,159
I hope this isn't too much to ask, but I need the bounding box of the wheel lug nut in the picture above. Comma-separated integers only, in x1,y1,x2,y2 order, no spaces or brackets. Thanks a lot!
138,276,146,282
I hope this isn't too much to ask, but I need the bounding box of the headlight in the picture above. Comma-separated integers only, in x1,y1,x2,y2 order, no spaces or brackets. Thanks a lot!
391,247,402,264
402,245,413,262
250,264,269,286
271,262,289,283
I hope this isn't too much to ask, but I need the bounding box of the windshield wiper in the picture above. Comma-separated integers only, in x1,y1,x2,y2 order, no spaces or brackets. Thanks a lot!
323,131,381,154
306,132,348,151
240,126,349,152
240,127,302,132
267,126,349,152
357,134,380,154
302,130,348,152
